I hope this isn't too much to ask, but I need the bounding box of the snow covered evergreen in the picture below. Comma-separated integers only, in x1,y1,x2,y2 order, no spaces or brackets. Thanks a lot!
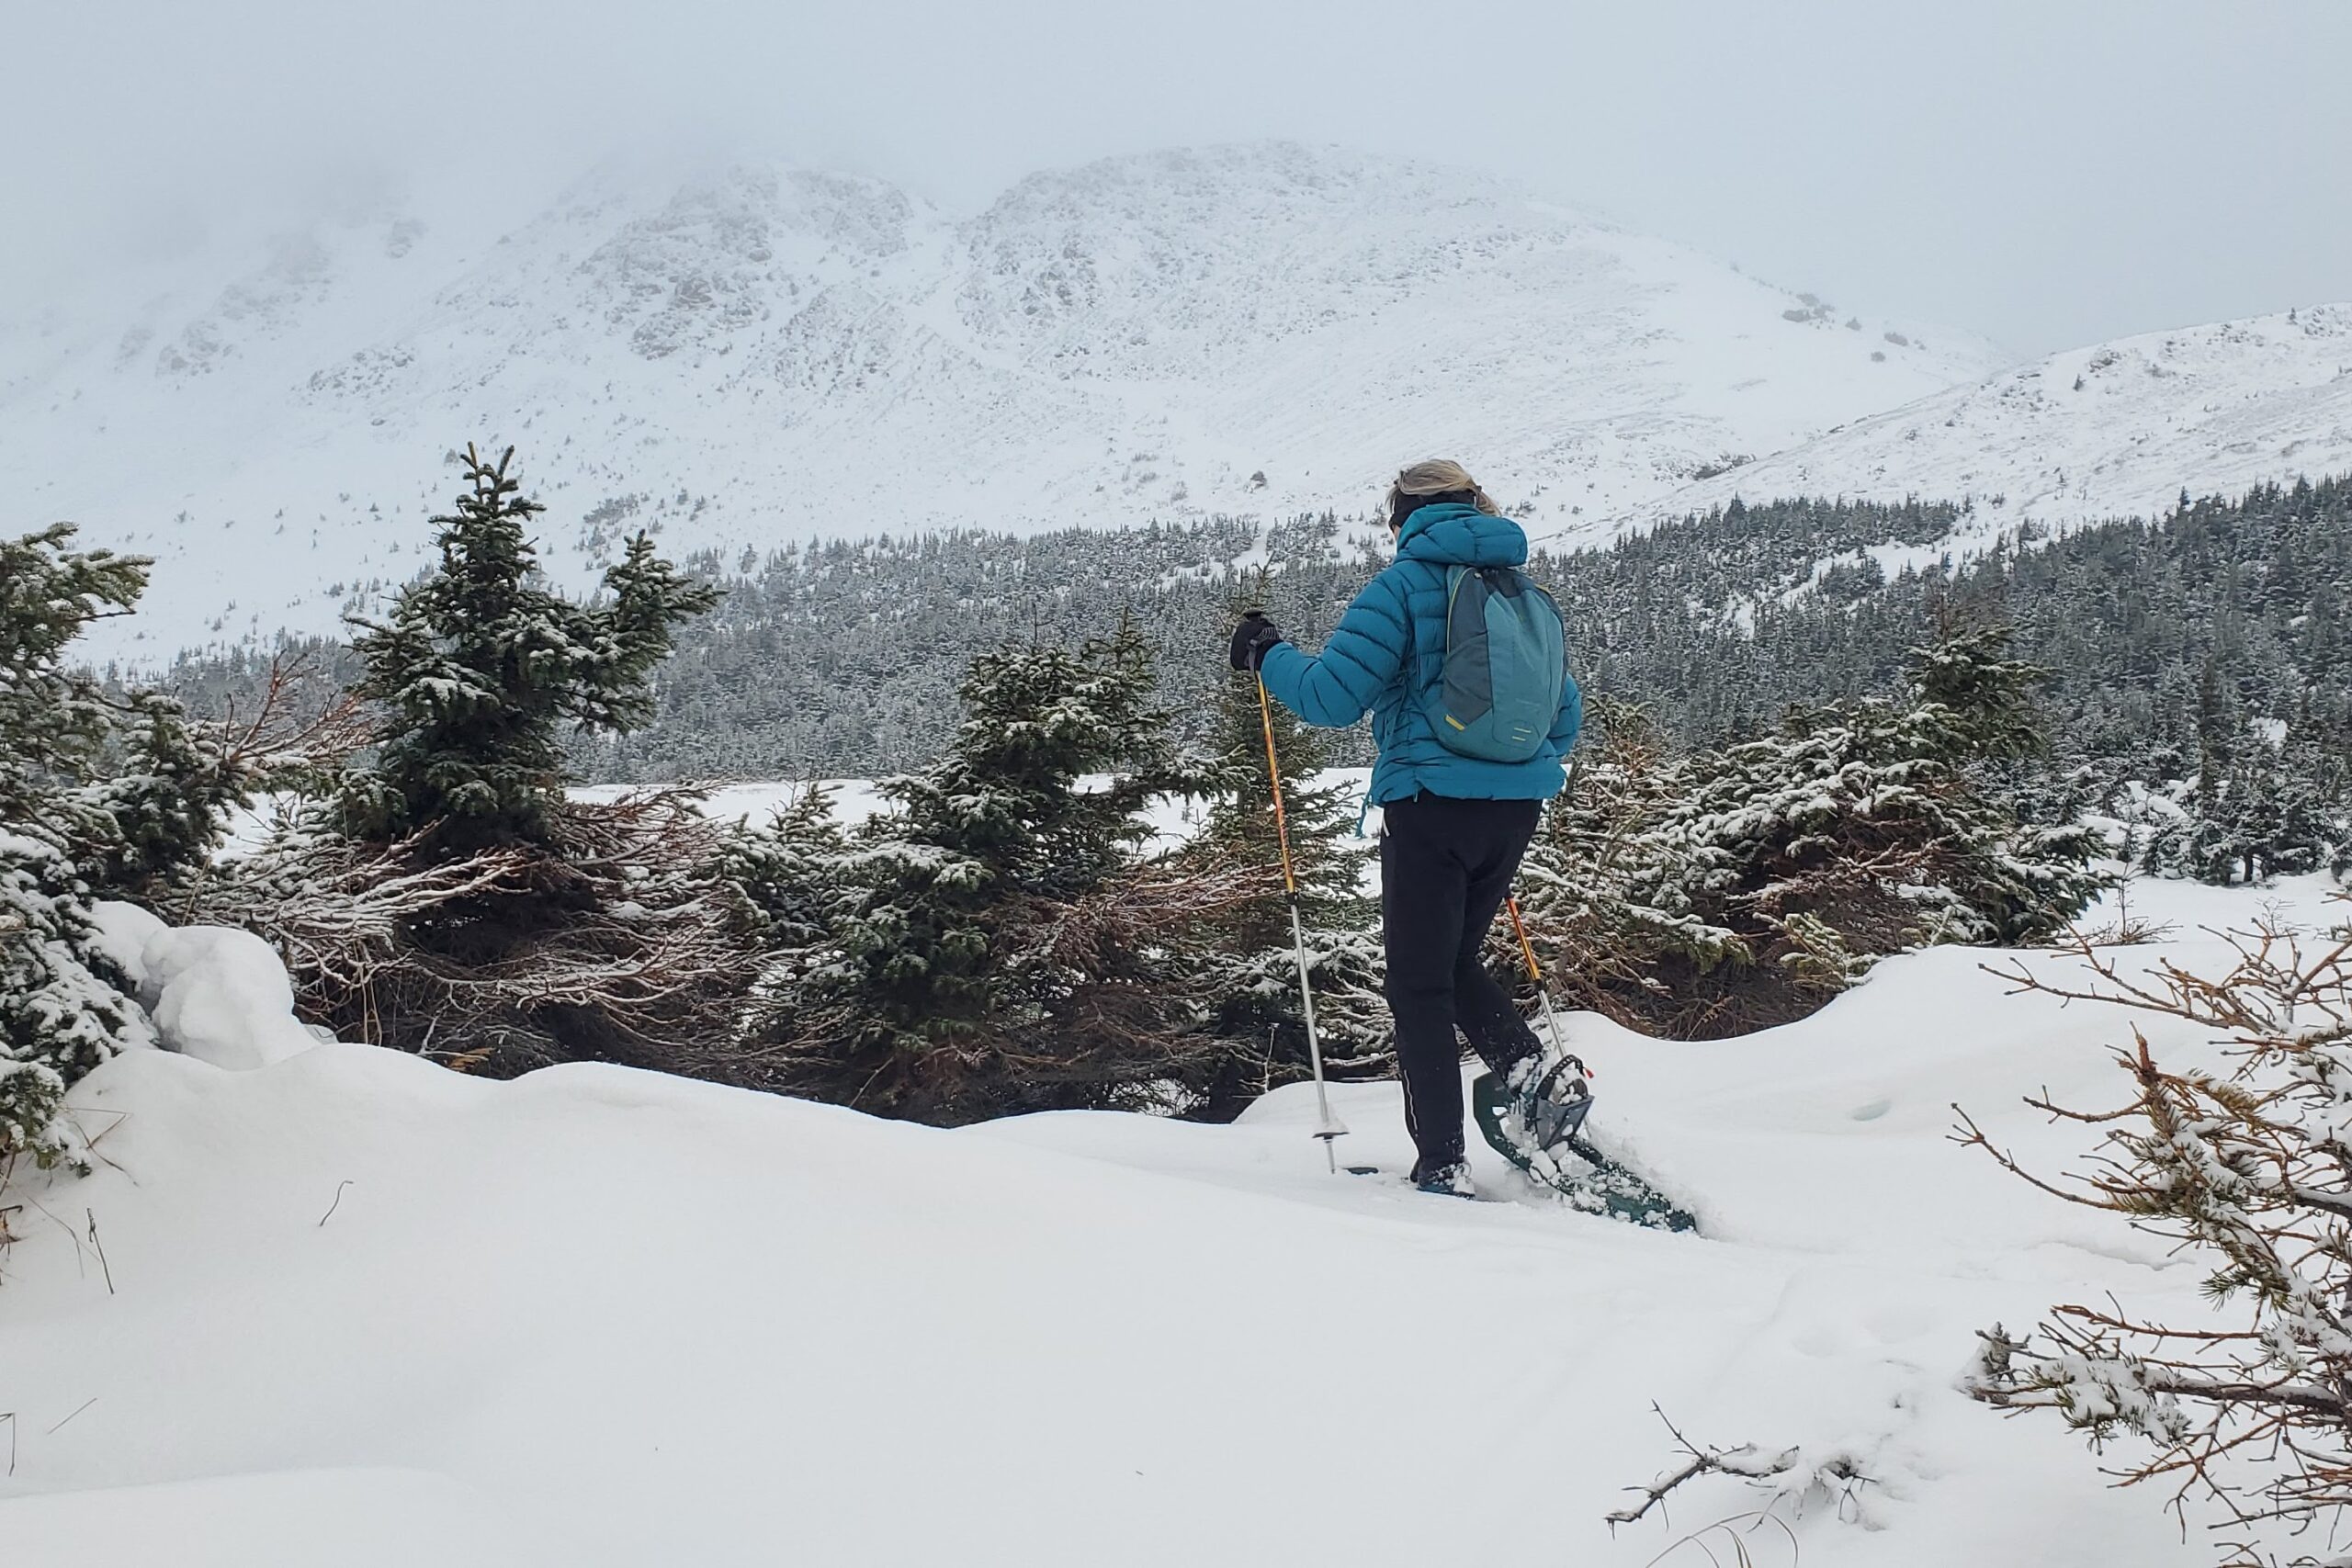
184,444,744,1076
747,622,1251,1121
1514,626,2103,1036
338,444,719,853
2,528,165,1164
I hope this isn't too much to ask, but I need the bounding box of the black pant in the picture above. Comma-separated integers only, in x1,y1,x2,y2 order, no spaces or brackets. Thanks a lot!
1380,794,1546,1179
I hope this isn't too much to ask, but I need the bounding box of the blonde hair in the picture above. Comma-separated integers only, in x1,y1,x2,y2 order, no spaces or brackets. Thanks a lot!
1384,458,1501,524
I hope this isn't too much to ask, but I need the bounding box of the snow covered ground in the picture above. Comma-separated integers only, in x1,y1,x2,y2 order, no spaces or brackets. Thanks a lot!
4,872,2336,1566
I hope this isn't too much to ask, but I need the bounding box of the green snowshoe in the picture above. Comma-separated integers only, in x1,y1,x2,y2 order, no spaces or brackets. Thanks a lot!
1472,1066,1698,1232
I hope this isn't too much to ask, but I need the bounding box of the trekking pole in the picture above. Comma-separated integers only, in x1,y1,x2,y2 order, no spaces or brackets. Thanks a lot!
1256,671,1349,1171
1505,894,1581,1072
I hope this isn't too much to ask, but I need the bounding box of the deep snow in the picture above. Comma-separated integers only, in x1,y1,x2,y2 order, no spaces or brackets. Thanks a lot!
4,873,2337,1565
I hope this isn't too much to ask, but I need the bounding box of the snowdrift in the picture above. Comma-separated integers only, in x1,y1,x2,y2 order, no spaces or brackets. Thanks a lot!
2,876,2334,1566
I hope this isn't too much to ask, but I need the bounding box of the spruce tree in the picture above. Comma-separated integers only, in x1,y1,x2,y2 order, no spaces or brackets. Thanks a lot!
0,526,158,1165
1515,626,2103,1038
213,445,741,1076
1904,621,2051,762
760,622,1232,1122
724,784,853,949
341,445,719,854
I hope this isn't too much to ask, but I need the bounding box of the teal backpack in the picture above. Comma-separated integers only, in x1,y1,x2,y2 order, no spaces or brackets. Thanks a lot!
1416,564,1568,763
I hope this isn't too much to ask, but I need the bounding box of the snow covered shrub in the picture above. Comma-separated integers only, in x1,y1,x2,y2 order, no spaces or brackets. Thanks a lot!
0,833,153,1167
1516,627,2103,1038
1962,900,2352,1560
2,520,351,1163
749,623,1263,1123
187,445,751,1077
1173,665,1387,1119
195,791,758,1076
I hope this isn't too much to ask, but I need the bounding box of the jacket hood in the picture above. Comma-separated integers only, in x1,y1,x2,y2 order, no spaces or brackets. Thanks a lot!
1396,502,1529,568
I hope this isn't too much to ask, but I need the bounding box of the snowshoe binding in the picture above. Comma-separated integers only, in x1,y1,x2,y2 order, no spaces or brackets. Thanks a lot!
1410,1159,1477,1200
1473,1062,1697,1232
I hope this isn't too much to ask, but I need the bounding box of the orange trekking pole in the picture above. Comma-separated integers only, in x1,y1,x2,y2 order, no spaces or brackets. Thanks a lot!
1503,895,1578,1068
1256,671,1348,1170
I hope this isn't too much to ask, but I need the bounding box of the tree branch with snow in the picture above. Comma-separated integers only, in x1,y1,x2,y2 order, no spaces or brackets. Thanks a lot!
1960,897,2352,1558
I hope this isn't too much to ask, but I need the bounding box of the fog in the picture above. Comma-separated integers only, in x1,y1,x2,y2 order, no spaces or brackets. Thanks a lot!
5,0,2346,355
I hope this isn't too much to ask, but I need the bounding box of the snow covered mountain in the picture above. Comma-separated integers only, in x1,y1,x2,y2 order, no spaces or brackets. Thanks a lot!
0,142,1997,659
1617,305,2352,548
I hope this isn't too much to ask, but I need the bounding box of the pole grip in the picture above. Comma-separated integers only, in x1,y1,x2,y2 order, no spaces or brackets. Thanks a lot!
1505,894,1544,984
1255,671,1299,897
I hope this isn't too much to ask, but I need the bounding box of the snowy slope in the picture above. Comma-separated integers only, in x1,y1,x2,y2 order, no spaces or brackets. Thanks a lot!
1617,304,2352,546
3,874,2337,1566
0,142,1998,660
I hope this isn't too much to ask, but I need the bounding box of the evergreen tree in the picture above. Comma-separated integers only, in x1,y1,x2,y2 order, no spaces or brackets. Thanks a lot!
1516,627,2104,1038
2148,735,2349,885
1904,621,2050,762
341,444,719,854
190,446,743,1078
758,622,1239,1122
0,526,158,1165
723,784,853,949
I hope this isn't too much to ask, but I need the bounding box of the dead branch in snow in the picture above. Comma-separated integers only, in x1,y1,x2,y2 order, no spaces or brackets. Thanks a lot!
1607,1405,1869,1534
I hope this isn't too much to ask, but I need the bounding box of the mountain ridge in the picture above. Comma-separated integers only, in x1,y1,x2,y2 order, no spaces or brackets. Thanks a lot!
1,141,1997,659
1611,303,2352,556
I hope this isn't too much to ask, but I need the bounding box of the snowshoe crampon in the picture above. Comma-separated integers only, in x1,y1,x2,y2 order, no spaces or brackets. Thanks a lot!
1472,1067,1698,1232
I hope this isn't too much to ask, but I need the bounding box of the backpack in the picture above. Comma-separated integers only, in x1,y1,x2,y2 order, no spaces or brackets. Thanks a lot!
1415,563,1567,763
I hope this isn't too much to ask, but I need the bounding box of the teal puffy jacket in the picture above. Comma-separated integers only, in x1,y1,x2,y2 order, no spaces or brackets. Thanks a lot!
1257,502,1582,807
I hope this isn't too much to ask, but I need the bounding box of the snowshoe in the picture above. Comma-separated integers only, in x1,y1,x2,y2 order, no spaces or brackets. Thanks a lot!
1411,1160,1477,1201
1340,1162,1498,1202
1472,1066,1698,1232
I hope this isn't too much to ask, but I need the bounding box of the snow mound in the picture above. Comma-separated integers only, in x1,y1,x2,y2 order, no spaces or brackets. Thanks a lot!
137,926,324,1069
86,900,326,1069
2,874,2334,1564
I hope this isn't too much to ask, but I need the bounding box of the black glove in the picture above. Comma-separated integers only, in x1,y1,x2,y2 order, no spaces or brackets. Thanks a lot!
1228,612,1285,672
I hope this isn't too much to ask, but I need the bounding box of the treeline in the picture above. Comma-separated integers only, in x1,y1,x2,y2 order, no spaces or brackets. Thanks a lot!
165,473,2352,883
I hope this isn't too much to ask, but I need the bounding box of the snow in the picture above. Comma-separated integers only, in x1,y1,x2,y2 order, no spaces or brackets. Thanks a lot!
570,777,896,831
0,141,2000,664
82,899,168,990
9,1469,558,1568
85,901,327,1069
133,926,322,1070
5,874,2344,1564
1617,303,2352,553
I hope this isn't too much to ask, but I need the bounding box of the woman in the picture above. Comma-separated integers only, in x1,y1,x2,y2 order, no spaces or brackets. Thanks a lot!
1229,459,1582,1196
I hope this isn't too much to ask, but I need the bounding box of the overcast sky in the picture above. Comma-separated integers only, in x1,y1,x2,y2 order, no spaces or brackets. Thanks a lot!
6,0,2346,356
